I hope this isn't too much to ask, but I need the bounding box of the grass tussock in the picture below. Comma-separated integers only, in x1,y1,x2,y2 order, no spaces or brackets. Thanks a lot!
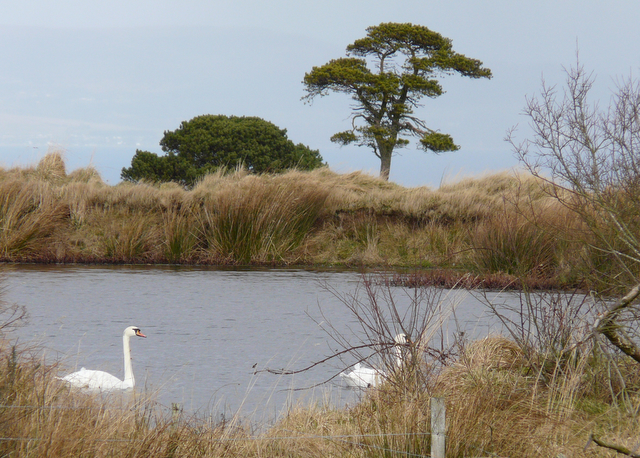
0,179,68,260
196,172,330,264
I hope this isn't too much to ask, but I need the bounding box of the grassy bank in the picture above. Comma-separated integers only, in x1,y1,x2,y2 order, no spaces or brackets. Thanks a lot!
0,151,615,289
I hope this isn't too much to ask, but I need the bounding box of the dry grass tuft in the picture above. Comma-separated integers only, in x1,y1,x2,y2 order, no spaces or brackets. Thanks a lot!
197,172,330,264
35,150,67,182
435,336,607,457
67,165,103,184
460,335,526,371
0,180,68,260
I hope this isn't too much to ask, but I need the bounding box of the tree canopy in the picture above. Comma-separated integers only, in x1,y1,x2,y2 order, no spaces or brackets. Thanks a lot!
303,22,492,180
121,115,324,186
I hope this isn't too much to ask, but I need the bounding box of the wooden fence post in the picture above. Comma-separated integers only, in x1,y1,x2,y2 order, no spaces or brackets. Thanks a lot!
431,397,446,458
171,402,182,427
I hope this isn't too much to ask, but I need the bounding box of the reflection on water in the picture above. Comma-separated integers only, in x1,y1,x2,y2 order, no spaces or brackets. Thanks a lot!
2,265,505,422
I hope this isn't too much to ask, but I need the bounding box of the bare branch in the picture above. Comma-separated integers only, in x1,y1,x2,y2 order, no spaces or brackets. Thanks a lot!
590,434,640,458
254,341,401,376
595,283,640,363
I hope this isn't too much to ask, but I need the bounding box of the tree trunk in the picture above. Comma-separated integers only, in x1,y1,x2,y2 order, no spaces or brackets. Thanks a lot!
378,145,393,181
596,283,640,364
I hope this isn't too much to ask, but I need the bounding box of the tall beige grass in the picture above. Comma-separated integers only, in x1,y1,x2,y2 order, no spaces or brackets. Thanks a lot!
0,179,67,260
34,149,66,182
195,172,330,264
162,205,200,263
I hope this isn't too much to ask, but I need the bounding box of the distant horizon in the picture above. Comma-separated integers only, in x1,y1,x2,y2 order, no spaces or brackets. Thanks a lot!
2,1,638,189
0,143,521,189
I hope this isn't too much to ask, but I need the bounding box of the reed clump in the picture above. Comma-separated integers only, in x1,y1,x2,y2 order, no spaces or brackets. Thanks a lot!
194,171,330,264
0,179,68,260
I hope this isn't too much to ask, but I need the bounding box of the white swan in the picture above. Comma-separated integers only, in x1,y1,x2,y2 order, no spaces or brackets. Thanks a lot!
59,326,146,391
340,362,384,388
340,333,408,388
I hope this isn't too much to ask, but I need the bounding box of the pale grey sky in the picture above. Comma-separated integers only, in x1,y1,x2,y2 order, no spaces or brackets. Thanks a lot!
1,1,639,186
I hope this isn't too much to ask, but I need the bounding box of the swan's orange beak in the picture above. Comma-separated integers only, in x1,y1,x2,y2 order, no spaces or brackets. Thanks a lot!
136,330,147,338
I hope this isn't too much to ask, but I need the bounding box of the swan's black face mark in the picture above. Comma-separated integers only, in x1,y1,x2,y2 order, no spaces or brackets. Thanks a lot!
134,328,147,338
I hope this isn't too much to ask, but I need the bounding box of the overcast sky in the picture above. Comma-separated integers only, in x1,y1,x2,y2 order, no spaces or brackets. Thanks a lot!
1,1,639,187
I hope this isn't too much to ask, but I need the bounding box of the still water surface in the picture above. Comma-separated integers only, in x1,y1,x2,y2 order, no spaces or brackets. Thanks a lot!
3,265,504,422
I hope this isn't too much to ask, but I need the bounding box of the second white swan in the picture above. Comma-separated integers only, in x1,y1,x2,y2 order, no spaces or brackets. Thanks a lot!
59,326,146,391
340,333,408,388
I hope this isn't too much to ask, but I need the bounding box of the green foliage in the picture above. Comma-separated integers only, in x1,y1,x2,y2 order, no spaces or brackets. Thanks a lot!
419,132,459,153
330,131,358,145
120,150,202,185
122,115,324,186
303,22,492,180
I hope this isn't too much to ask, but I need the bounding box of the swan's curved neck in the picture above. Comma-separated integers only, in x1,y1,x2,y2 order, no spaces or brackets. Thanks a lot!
394,345,403,368
123,333,134,386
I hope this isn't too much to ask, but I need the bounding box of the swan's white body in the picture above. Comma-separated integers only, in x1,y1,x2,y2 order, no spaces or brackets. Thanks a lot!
60,326,146,392
340,363,384,388
340,334,408,389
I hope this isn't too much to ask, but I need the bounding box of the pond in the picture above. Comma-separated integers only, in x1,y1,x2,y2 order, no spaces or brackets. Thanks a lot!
2,265,508,423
